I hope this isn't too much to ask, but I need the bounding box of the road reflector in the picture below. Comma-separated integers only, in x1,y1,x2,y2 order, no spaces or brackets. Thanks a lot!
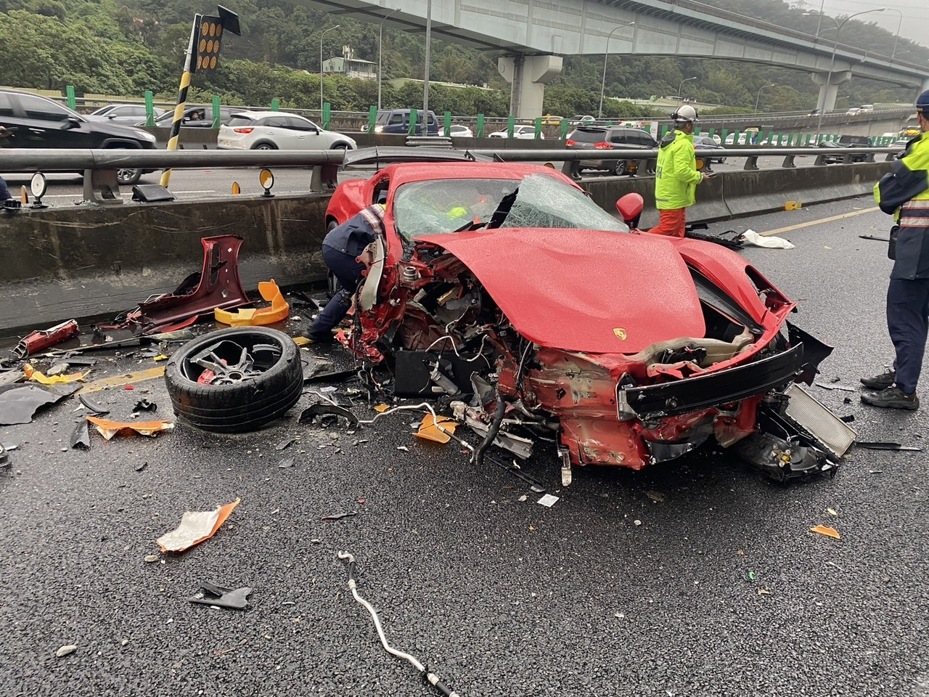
785,200,802,210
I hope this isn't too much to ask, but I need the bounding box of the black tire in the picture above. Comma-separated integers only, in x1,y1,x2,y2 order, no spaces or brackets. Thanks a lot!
253,142,277,150
165,327,303,433
613,159,626,176
331,142,351,150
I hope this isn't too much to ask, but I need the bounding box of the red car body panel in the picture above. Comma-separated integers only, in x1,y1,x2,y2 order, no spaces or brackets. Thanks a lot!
416,228,705,353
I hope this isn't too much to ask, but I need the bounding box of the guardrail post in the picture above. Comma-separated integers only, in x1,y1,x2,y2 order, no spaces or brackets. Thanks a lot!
534,117,541,140
322,102,331,129
507,115,515,139
271,98,280,111
82,169,123,206
66,85,77,110
144,90,155,127
368,106,377,133
743,156,759,171
408,108,418,136
476,114,485,138
560,119,570,140
781,154,797,168
443,111,452,137
211,95,222,129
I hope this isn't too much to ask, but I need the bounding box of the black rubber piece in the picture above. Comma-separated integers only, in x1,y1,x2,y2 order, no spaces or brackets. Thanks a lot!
164,327,303,433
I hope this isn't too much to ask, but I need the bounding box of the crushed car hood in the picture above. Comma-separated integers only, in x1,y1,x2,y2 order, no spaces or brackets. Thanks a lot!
416,228,706,353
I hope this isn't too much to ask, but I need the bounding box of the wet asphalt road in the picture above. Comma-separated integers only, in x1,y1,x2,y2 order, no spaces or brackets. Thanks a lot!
1,197,928,697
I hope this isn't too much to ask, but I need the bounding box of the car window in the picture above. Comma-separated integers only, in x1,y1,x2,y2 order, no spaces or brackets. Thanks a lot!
263,116,290,128
286,116,318,131
393,175,627,241
227,116,255,127
0,93,14,117
20,94,73,121
388,113,405,126
569,128,607,143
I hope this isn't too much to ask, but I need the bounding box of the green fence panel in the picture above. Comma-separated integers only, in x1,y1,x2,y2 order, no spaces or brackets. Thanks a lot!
476,114,485,138
322,102,331,129
66,85,76,110
270,98,280,111
408,108,418,135
211,95,222,129
443,111,452,137
367,106,377,133
534,117,541,139
507,115,515,138
144,90,155,127
560,119,570,140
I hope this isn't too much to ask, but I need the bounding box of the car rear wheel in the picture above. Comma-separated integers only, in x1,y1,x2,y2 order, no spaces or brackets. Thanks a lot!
331,143,350,150
613,159,628,176
253,143,277,151
164,327,303,433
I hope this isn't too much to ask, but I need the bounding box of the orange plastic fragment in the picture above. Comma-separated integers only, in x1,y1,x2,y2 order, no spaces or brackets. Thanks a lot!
214,279,289,327
23,364,88,385
86,415,174,440
415,413,458,444
156,498,241,553
810,524,841,540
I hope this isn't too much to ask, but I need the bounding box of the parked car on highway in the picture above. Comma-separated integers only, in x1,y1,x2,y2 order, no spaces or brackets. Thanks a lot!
541,114,563,126
845,107,861,116
146,105,238,129
817,134,873,163
693,135,727,164
88,103,166,124
488,125,542,139
320,158,846,482
366,108,439,136
217,111,356,151
570,114,597,126
0,88,157,185
449,124,474,138
564,125,657,175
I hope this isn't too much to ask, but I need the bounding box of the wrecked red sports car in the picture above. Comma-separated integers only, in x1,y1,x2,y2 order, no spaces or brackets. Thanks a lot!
325,160,852,483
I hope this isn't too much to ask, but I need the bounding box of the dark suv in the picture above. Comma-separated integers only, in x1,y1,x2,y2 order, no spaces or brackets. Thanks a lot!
369,109,439,136
0,89,158,184
565,126,658,175
817,134,873,164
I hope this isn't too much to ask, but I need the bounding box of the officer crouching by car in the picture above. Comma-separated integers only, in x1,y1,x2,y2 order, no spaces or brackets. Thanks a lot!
308,204,385,344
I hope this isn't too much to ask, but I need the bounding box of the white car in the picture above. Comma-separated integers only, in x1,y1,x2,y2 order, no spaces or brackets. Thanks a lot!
217,110,356,151
88,104,166,124
488,125,543,139
449,124,474,138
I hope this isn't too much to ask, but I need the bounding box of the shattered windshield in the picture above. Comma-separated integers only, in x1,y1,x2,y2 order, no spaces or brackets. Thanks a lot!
393,174,628,240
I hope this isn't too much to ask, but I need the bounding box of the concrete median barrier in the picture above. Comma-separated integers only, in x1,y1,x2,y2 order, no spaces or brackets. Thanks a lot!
0,162,892,337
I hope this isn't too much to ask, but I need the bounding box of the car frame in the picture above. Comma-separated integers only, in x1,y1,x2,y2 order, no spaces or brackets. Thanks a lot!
216,110,356,151
0,89,157,185
321,160,848,483
693,135,727,164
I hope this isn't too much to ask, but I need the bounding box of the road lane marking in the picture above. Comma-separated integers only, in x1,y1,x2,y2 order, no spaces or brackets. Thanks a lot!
761,206,879,236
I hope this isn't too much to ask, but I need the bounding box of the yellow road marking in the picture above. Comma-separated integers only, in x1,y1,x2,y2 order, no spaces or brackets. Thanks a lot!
760,206,879,236
80,366,166,394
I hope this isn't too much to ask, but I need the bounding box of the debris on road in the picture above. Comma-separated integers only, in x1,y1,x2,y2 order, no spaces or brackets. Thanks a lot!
810,524,841,540
23,364,87,385
414,413,458,444
814,381,856,392
0,384,79,426
537,494,559,508
336,551,462,697
156,498,241,553
215,279,289,327
0,444,10,474
86,416,174,440
132,399,157,413
54,645,78,658
189,582,252,610
856,441,923,452
321,511,357,521
741,229,795,249
298,404,358,428
143,554,160,563
12,320,79,359
78,394,109,415
827,508,838,517
80,367,165,395
277,456,295,469
70,420,91,450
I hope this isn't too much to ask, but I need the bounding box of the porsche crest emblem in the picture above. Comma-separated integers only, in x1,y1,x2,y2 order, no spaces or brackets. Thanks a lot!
613,328,627,341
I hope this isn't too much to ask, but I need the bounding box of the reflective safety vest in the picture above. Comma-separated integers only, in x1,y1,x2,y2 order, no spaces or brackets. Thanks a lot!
875,131,929,279
654,129,703,210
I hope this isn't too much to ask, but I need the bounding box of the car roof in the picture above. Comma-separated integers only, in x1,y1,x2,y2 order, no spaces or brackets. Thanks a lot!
375,161,579,189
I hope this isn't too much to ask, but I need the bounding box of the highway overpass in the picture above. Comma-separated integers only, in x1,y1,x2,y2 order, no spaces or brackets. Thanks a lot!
309,0,929,118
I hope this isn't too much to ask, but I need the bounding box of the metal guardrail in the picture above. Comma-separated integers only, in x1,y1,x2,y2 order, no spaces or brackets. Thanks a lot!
2,145,899,205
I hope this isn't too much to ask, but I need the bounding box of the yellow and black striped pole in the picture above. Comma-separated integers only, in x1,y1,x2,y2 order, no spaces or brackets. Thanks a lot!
160,15,201,188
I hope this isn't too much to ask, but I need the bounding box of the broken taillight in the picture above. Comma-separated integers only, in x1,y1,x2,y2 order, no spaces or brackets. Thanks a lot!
233,127,254,134
593,141,613,150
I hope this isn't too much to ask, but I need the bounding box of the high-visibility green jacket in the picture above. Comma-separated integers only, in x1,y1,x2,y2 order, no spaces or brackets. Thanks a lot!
874,131,929,279
655,130,703,210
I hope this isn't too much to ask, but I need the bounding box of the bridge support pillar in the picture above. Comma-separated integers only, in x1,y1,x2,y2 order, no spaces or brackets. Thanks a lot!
497,54,563,119
811,70,851,112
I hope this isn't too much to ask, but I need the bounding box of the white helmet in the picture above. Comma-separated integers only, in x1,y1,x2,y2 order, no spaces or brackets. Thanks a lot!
672,105,698,123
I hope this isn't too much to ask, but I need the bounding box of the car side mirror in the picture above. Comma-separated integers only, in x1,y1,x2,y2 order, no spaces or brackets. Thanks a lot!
60,117,81,131
616,193,644,229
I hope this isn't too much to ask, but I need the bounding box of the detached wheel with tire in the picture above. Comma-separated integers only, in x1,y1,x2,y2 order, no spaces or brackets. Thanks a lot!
165,327,303,433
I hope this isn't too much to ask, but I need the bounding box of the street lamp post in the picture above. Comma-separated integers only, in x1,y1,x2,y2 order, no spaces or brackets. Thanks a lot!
815,9,885,141
678,76,697,101
319,24,340,115
598,21,635,119
885,8,903,61
754,83,775,114
377,9,400,111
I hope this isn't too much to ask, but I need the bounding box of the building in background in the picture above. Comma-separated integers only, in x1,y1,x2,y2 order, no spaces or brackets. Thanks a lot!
322,46,376,80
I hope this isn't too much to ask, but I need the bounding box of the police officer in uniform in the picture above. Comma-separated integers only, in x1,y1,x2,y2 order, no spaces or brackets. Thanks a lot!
648,105,709,238
861,90,929,410
309,204,385,343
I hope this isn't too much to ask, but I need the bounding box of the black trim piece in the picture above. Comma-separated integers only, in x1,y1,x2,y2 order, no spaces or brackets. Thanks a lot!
617,343,804,420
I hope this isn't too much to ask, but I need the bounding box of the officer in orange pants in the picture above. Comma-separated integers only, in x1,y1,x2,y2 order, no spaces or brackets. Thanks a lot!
649,105,709,238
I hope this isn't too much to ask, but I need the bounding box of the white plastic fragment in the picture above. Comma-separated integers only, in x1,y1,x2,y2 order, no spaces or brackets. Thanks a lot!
742,229,795,249
55,645,77,658
537,494,559,507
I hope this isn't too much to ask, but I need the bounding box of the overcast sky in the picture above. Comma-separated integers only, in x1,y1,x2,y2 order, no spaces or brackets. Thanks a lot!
798,0,929,48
